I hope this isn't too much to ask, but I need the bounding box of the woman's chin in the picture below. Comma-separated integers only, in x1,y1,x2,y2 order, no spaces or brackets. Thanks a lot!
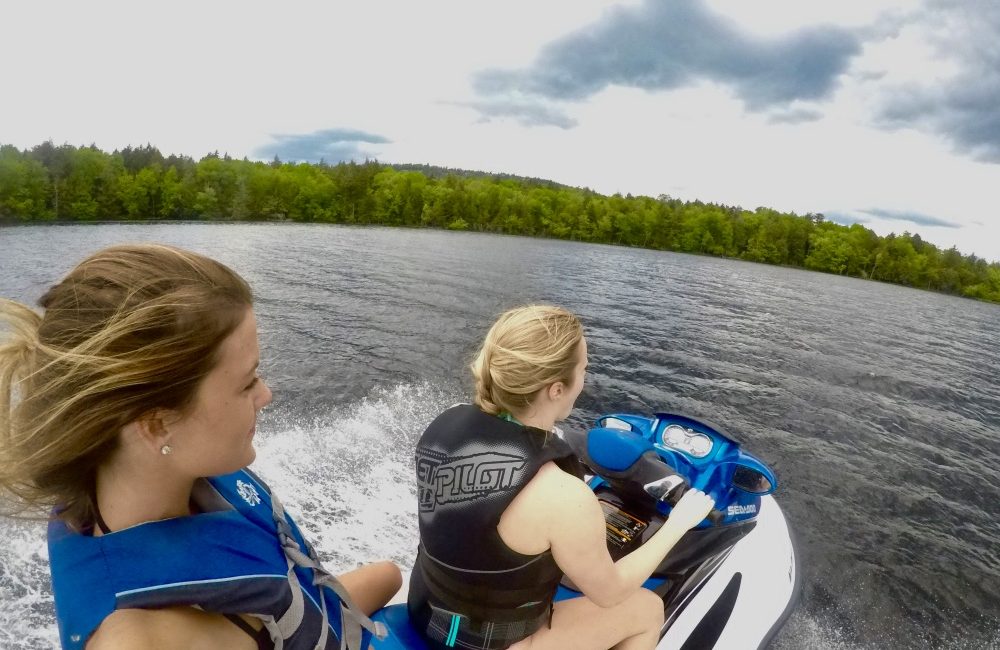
222,446,257,474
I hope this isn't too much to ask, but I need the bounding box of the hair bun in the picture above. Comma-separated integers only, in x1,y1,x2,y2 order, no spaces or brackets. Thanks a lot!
469,305,582,417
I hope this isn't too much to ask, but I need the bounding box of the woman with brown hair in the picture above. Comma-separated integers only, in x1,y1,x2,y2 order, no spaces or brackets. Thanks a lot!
408,305,715,650
0,244,401,650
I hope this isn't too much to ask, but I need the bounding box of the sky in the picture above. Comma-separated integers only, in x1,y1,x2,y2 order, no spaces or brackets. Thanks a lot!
3,0,999,261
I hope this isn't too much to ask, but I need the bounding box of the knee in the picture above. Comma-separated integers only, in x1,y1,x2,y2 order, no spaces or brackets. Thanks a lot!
634,588,665,630
376,560,403,594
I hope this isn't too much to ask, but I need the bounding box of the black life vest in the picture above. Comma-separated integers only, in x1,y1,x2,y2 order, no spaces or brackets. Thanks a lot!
407,404,582,649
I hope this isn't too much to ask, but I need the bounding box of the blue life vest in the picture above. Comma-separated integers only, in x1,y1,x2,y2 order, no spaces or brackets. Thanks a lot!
47,468,386,650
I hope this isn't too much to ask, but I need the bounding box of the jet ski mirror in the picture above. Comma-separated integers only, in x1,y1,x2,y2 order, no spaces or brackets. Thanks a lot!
729,458,777,495
733,465,772,494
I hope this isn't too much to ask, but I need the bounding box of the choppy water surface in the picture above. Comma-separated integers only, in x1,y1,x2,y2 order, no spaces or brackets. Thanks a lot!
1,223,997,649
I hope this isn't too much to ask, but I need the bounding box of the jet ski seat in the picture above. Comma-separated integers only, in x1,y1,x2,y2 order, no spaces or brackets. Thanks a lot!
371,604,429,649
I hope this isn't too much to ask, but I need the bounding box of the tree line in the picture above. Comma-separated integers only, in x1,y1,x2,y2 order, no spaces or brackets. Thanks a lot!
1,141,998,304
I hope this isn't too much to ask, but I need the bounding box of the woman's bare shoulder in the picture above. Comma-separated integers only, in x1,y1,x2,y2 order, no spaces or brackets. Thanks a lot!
499,460,595,552
515,460,592,510
536,460,593,497
86,606,257,650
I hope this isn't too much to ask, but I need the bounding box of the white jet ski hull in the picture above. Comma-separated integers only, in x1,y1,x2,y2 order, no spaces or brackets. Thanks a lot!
657,495,800,649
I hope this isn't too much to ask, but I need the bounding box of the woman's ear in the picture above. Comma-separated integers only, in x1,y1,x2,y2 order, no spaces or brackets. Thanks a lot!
125,410,173,455
547,381,565,402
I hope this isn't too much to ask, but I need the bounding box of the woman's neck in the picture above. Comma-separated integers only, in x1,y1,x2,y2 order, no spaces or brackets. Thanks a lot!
507,408,554,433
94,455,195,534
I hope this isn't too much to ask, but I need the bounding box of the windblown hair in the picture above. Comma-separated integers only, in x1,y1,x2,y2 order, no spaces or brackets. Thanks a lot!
0,244,253,528
471,305,583,416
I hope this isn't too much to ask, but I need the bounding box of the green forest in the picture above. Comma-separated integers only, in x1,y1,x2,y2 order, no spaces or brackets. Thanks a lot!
2,141,999,304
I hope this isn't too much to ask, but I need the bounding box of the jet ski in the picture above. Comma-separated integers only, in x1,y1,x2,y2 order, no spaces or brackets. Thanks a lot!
369,412,801,649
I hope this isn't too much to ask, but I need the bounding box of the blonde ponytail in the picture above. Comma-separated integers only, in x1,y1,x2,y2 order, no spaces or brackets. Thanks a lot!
471,343,502,416
0,300,43,454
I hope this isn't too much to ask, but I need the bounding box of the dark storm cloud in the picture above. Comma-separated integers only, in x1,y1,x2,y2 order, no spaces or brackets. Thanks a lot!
862,208,960,229
255,128,391,163
473,0,861,115
447,99,578,129
877,1,1000,162
881,77,1000,163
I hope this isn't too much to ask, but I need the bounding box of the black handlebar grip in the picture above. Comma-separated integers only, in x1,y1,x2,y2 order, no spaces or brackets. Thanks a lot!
667,483,689,506
665,485,724,525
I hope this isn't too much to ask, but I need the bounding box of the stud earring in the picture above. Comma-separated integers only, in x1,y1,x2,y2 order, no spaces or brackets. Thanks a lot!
160,444,173,455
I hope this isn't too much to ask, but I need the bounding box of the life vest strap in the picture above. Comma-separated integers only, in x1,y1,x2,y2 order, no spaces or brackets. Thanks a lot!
270,489,388,649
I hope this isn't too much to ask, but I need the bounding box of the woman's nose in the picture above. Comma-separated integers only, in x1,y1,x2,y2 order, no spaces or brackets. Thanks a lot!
257,380,274,410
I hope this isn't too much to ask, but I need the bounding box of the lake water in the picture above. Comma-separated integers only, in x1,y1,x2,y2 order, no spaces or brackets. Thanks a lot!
1,223,998,649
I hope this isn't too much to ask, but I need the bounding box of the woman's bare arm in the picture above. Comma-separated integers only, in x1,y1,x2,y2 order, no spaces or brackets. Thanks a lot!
520,464,713,608
86,607,258,650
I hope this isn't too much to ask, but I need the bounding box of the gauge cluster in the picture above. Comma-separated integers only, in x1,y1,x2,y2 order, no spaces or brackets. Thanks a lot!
660,424,714,458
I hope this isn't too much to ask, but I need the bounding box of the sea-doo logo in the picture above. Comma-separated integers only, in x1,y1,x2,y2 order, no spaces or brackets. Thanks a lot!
236,479,261,507
416,448,526,512
726,503,757,517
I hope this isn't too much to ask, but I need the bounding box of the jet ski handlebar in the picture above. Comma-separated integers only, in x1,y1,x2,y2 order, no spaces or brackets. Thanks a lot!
644,475,726,525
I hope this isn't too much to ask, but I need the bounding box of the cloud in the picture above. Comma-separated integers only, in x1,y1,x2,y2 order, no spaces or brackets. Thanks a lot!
876,1,1000,162
861,207,960,228
767,106,825,124
472,0,862,116
446,99,578,129
825,211,870,226
824,208,960,230
255,128,391,163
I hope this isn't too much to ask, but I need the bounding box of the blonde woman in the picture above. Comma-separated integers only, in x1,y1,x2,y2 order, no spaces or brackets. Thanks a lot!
408,305,715,650
0,244,400,650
